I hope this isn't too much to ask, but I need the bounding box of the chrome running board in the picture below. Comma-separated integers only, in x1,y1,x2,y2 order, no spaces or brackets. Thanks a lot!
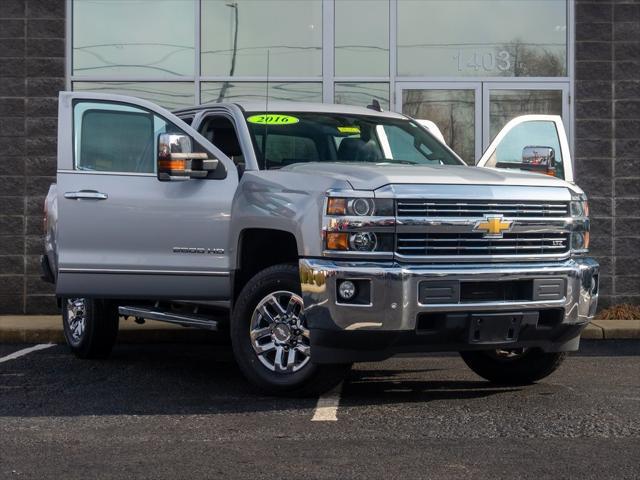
118,306,219,330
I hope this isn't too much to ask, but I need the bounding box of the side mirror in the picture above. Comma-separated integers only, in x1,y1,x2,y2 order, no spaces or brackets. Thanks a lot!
494,145,557,176
157,133,219,181
521,145,556,176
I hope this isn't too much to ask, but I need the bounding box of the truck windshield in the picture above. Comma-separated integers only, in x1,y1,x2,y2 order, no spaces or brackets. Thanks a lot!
243,112,464,170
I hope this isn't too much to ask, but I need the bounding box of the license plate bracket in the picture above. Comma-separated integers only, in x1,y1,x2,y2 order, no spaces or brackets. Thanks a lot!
468,313,522,344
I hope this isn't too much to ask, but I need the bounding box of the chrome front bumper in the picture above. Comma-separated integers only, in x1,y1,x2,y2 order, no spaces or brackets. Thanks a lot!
300,257,599,361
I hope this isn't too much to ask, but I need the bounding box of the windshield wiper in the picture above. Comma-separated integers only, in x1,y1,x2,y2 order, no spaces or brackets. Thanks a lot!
378,159,419,165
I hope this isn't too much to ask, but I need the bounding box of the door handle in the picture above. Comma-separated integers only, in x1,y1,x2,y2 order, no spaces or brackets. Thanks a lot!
64,190,108,200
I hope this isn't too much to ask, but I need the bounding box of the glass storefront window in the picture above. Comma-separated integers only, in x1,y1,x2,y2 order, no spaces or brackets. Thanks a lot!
489,89,563,141
201,82,323,104
335,0,389,77
201,0,322,77
69,0,573,152
72,0,195,77
334,83,390,110
72,82,196,110
402,89,476,164
397,0,567,77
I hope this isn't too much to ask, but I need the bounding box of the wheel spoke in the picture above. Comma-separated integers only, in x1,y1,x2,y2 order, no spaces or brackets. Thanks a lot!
274,346,286,371
258,304,276,324
268,295,287,316
295,344,310,357
250,327,271,342
286,348,297,368
254,341,276,354
285,296,299,316
300,327,310,339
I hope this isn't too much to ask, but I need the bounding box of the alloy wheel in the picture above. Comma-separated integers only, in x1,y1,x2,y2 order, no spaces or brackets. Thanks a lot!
249,290,311,373
66,298,88,344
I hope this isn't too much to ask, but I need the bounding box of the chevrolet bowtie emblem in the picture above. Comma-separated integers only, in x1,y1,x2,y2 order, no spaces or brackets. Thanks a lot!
474,215,513,238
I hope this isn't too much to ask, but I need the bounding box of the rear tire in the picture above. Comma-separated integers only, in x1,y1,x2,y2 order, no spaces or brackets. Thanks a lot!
231,264,350,396
62,298,119,359
460,348,566,385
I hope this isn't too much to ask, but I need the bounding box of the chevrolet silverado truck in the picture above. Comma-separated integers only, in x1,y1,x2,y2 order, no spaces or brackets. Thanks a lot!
42,92,599,395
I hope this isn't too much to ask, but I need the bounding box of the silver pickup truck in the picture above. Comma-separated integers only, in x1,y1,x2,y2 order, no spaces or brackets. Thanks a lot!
42,92,598,396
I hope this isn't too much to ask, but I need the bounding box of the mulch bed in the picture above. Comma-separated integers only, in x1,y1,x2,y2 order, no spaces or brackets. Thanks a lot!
595,304,640,320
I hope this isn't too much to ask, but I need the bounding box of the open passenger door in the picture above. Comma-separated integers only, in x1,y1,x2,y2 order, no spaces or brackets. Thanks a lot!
476,115,574,182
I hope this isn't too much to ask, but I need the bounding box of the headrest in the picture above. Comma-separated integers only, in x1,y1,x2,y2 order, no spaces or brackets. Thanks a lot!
337,137,366,161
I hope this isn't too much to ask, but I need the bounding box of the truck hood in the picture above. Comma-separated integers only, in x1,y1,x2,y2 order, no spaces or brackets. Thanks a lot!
283,162,581,193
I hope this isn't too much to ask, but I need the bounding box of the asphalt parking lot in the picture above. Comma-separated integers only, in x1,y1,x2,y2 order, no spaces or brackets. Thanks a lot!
1,341,639,479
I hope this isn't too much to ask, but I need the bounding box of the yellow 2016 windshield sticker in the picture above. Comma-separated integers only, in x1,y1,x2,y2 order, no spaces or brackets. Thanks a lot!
337,126,360,134
247,114,299,125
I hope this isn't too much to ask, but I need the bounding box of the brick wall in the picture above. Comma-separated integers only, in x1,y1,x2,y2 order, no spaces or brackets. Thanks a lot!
575,0,640,309
0,0,64,313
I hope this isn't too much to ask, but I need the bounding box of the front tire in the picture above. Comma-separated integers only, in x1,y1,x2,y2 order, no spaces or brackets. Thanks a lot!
62,298,119,359
460,348,567,385
231,264,350,396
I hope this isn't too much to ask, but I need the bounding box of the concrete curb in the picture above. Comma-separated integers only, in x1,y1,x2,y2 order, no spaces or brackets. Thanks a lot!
1,315,639,344
0,316,220,344
591,320,640,339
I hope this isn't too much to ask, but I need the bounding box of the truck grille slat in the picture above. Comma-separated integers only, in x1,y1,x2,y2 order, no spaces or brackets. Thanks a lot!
398,237,568,243
397,200,569,218
396,232,570,257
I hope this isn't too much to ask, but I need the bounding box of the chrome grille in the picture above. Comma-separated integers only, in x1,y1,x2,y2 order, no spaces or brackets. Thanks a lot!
396,232,570,257
396,200,569,218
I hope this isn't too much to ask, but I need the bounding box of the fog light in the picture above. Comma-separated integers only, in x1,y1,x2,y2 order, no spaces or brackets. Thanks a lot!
349,232,377,251
338,280,356,300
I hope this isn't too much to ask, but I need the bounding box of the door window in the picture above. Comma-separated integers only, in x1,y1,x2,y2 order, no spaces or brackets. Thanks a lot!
199,115,245,171
73,101,181,174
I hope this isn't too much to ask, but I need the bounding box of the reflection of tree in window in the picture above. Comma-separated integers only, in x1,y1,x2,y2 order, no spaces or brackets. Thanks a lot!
402,90,475,164
498,39,566,77
489,90,563,141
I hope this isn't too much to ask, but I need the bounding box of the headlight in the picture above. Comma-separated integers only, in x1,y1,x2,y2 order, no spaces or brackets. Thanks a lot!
571,231,590,251
570,194,590,254
570,196,589,217
326,197,394,216
324,195,395,255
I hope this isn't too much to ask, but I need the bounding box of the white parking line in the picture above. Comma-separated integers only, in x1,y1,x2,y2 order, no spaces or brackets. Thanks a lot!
311,382,343,422
0,344,55,364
